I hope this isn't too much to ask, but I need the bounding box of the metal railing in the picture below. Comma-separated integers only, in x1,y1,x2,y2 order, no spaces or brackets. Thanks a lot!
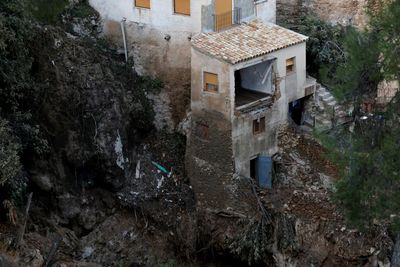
213,8,242,32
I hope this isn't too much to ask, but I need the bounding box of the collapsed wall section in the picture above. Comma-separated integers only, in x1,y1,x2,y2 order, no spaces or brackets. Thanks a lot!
185,111,259,213
185,111,234,210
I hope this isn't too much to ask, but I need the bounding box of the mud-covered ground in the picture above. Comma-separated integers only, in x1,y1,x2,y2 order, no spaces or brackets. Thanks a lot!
259,128,393,266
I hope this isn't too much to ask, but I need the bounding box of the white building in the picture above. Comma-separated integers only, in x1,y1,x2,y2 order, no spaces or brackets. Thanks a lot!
89,0,276,79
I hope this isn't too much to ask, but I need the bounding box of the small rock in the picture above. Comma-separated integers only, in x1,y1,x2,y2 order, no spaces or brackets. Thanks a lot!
319,173,333,190
82,246,94,259
58,193,80,220
31,173,53,192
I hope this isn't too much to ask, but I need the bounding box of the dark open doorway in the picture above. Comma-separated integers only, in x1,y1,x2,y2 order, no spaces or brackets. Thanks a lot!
289,99,304,125
250,157,257,179
289,95,314,126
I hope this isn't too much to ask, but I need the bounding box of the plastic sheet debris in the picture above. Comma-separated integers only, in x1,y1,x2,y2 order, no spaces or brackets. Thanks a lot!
151,161,170,175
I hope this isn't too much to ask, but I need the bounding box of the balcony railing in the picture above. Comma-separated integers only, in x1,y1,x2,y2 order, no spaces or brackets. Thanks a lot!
213,8,242,32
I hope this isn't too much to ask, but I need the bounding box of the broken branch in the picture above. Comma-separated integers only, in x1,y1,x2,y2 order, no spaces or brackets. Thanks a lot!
14,192,33,249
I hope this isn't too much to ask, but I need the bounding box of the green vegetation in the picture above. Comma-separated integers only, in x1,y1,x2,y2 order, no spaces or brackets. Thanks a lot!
0,0,48,198
0,119,21,185
309,0,400,230
322,27,382,101
67,0,95,19
292,15,347,78
137,75,164,93
27,0,69,24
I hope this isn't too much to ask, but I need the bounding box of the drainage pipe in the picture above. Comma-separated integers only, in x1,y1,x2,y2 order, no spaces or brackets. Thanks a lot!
120,18,128,63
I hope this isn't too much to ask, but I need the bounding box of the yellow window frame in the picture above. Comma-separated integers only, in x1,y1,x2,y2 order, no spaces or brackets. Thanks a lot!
135,0,150,9
203,72,219,92
174,0,190,15
286,57,295,74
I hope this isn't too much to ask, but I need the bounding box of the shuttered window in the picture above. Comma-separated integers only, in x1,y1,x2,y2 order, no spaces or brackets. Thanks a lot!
286,57,295,74
253,117,265,134
174,0,190,15
203,72,218,92
135,0,150,9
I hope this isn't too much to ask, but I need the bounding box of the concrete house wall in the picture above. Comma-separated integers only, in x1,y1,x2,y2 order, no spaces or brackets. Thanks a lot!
187,48,234,210
89,0,276,79
89,0,210,81
89,0,277,123
231,42,307,177
190,41,307,178
255,0,277,24
191,48,233,120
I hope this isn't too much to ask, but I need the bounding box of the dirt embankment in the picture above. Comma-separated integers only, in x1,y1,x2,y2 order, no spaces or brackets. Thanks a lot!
0,4,196,266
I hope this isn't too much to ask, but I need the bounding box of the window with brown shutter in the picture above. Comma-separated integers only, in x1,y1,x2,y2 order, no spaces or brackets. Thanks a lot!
203,72,218,93
253,117,265,135
174,0,190,15
135,0,150,9
286,57,295,74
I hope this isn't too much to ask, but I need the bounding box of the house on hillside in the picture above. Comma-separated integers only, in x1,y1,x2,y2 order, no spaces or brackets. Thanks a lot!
90,0,316,210
186,21,316,208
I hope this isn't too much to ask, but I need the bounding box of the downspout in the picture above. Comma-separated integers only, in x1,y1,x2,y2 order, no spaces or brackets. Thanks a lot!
120,18,128,63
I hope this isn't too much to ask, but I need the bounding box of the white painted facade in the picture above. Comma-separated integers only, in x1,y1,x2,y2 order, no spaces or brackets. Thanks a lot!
89,0,208,33
255,0,277,24
89,0,277,83
89,0,276,33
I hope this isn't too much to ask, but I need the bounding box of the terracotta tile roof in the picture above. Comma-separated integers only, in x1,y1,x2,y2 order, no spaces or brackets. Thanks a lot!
191,21,308,64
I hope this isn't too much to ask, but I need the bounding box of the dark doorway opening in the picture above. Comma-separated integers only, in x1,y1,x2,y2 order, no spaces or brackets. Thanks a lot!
250,158,257,179
289,98,304,125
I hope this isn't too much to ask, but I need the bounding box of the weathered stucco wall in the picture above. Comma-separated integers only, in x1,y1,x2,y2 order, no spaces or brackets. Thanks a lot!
277,0,370,28
90,0,210,78
256,0,277,24
89,0,209,122
191,48,233,120
232,42,307,105
231,42,307,177
89,0,277,123
101,20,191,123
189,41,308,179
89,0,210,32
90,0,277,79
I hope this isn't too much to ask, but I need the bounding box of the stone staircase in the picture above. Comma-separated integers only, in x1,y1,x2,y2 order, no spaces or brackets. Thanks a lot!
303,84,351,131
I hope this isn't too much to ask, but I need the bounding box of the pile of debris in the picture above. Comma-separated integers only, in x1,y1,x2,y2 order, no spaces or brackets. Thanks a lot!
257,127,393,266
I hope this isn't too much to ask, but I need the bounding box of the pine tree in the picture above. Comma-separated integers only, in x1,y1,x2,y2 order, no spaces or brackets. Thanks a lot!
324,0,400,230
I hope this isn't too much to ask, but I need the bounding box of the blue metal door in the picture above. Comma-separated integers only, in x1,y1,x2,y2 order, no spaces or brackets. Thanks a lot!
256,156,273,189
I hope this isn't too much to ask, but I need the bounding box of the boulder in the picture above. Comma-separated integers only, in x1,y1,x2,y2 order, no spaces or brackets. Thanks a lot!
31,173,53,192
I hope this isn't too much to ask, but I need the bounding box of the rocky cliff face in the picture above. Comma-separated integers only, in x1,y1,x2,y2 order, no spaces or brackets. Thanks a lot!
277,0,384,28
